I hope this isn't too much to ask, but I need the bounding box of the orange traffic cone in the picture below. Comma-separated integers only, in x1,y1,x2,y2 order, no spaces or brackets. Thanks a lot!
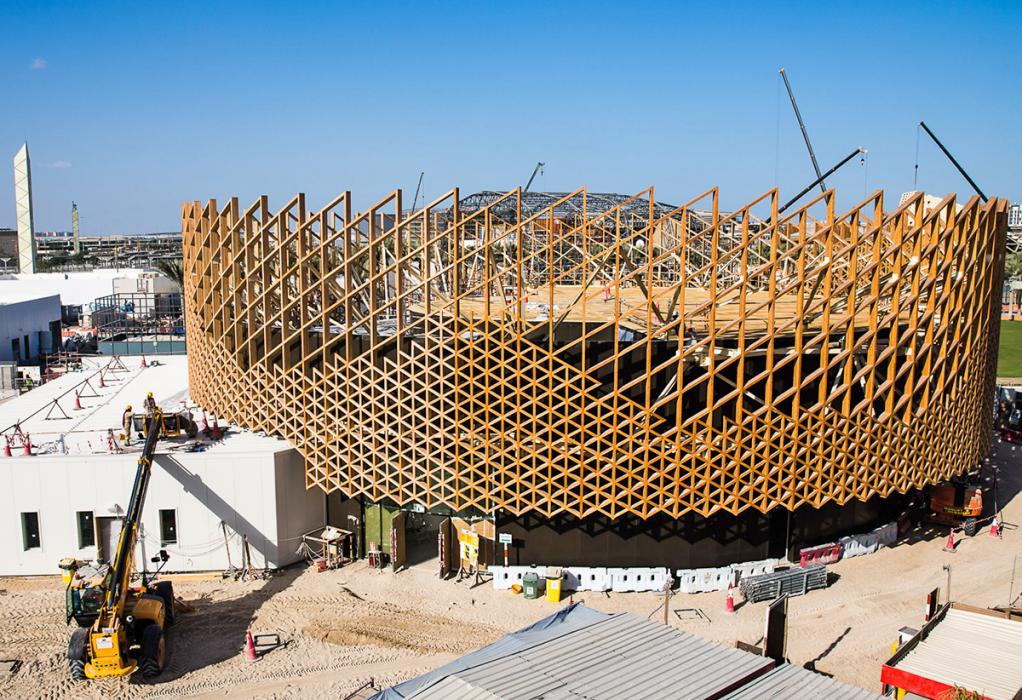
22,435,32,456
98,373,106,388
74,392,83,410
3,438,11,457
244,629,257,662
200,411,210,434
990,515,1000,538
943,529,957,553
211,417,222,440
140,355,148,369
725,583,735,614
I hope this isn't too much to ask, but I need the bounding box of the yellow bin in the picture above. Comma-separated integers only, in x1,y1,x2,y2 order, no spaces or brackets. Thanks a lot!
545,567,563,603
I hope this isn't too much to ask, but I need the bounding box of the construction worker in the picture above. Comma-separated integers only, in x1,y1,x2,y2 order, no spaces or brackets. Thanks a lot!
144,391,157,415
122,404,133,446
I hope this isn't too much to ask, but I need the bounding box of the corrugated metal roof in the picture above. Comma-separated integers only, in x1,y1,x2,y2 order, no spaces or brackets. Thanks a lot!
381,604,881,700
890,608,1022,700
410,612,774,699
723,663,885,700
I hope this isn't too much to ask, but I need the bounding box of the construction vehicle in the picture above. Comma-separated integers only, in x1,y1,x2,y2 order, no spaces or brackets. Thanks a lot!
63,407,192,680
997,386,1022,444
927,478,984,536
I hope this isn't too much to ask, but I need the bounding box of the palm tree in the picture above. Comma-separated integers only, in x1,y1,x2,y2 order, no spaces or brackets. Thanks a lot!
1005,251,1022,281
1005,252,1022,316
153,259,185,289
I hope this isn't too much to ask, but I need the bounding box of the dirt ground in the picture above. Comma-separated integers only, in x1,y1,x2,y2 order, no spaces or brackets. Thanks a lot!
2,438,1020,699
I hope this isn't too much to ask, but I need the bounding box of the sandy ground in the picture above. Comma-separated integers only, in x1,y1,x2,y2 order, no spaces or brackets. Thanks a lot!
1,438,1020,699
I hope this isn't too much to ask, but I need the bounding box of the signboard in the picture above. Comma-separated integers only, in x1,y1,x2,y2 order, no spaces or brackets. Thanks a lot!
498,533,513,545
458,529,479,568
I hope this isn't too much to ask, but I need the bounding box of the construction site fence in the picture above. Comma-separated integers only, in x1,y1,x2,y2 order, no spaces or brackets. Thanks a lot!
489,566,671,593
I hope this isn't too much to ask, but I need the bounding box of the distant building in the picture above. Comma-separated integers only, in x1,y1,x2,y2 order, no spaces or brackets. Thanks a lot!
0,228,17,269
1006,203,1021,253
13,144,36,274
0,294,61,363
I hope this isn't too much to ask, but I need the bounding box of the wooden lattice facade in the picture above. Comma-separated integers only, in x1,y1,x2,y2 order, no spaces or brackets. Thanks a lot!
182,187,1008,519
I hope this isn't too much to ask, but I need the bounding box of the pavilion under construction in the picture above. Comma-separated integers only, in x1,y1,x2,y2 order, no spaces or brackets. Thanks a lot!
181,185,1007,567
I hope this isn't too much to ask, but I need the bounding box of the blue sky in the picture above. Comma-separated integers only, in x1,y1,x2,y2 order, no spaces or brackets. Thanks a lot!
0,1,1019,234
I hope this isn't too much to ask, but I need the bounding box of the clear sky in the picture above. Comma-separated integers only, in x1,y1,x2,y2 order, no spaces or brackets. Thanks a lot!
0,1,1019,235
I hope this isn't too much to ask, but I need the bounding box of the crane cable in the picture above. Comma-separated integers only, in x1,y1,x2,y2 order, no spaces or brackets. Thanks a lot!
774,71,782,188
913,123,921,189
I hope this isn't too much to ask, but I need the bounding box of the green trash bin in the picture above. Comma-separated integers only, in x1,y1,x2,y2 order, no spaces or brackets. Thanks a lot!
523,571,541,599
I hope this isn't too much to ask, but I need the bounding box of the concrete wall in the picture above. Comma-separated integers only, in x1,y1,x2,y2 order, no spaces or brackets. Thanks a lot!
0,445,323,576
0,295,60,362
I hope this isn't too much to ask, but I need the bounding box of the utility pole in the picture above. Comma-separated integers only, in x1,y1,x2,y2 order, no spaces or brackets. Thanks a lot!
779,68,826,195
662,580,671,625
943,563,952,604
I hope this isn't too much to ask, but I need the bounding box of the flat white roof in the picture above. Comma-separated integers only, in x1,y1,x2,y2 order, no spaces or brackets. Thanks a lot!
0,269,146,306
0,354,290,457
891,607,1022,699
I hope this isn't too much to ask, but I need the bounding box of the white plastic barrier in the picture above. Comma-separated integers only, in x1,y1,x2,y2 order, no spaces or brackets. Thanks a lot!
838,533,877,558
646,567,672,592
490,565,547,590
610,568,639,592
490,566,514,590
577,567,610,592
609,567,671,592
676,558,779,593
562,567,583,590
839,520,898,560
730,558,778,581
675,566,730,593
873,521,898,547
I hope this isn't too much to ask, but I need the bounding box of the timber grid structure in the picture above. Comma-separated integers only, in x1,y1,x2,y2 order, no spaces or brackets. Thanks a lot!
182,187,1008,520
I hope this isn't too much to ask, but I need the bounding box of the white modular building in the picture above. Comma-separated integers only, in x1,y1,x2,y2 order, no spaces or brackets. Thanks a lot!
0,294,62,363
0,355,324,576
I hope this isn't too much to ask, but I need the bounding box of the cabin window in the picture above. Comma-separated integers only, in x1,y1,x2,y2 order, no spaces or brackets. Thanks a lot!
21,512,40,550
159,509,177,546
77,511,95,548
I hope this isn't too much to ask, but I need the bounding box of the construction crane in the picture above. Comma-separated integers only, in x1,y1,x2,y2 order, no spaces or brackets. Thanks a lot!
524,162,545,193
63,407,195,680
779,68,826,195
918,121,988,203
768,147,866,222
411,171,425,213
